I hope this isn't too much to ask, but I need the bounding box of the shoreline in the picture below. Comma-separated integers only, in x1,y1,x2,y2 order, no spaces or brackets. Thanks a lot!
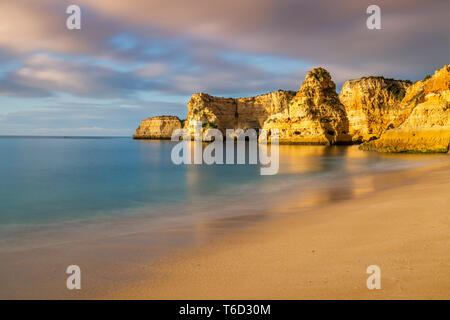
1,150,448,299
107,161,450,299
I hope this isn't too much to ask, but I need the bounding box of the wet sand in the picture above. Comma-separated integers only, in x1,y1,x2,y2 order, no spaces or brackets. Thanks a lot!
108,162,450,299
1,148,449,299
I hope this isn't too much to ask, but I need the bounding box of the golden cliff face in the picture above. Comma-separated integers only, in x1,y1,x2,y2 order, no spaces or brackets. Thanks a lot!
361,65,450,153
133,116,182,139
133,66,449,152
340,77,412,142
263,68,352,145
184,90,296,135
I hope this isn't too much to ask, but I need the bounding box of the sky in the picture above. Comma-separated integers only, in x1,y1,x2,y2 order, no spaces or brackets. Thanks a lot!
0,0,449,136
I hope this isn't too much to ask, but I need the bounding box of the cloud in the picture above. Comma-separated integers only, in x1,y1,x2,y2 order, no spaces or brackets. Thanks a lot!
0,98,187,136
0,0,449,136
78,0,450,80
2,0,448,93
134,63,168,78
3,0,449,82
0,81,51,97
0,1,99,54
2,53,149,97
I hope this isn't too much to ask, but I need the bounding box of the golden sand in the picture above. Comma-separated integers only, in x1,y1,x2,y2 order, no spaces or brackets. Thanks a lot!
108,162,450,299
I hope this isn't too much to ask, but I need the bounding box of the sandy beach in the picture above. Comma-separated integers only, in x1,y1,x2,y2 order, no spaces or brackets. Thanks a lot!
2,0,450,304
108,161,450,299
1,146,449,300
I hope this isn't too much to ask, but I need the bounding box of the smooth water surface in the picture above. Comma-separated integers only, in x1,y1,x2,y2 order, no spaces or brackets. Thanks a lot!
0,136,447,244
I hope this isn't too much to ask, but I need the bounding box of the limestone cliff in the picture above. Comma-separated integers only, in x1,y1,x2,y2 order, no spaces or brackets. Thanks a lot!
133,116,182,139
133,66,450,152
184,90,296,135
339,77,412,142
262,68,352,145
361,65,450,153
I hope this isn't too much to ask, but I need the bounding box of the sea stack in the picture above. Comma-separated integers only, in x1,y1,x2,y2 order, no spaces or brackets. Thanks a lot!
262,68,352,144
133,116,183,139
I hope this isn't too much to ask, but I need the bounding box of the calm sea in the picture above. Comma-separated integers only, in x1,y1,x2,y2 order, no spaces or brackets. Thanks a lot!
0,136,448,251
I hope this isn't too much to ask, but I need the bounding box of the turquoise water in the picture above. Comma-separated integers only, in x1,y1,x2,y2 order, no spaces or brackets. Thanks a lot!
0,136,447,236
1,136,449,298
0,136,264,225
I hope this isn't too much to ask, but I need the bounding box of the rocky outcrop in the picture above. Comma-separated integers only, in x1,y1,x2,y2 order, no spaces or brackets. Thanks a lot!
133,66,450,152
133,116,182,139
361,65,450,153
339,77,412,142
262,68,352,144
184,90,296,135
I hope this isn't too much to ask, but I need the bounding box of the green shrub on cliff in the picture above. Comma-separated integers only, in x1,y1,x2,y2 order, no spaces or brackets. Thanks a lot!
202,122,218,129
386,82,406,101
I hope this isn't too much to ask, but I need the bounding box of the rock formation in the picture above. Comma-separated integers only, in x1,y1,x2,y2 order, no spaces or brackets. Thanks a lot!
262,68,352,144
132,65,450,152
184,90,296,135
339,77,412,142
361,65,450,153
133,116,182,139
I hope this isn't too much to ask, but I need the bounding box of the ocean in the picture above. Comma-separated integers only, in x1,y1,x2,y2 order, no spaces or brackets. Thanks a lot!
0,136,448,247
1,136,448,298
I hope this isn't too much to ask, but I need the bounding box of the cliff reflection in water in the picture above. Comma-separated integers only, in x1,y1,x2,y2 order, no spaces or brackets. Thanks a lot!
0,138,447,295
182,144,445,231
1,137,446,253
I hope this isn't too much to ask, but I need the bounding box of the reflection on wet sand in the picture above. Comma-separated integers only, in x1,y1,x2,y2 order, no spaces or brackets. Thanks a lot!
185,146,449,242
1,144,448,299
